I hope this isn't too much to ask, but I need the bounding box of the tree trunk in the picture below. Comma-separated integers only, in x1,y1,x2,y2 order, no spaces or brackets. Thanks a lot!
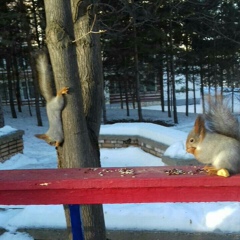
192,65,197,114
19,0,42,125
200,59,205,113
12,46,22,113
29,53,43,126
6,54,17,119
44,0,106,240
0,95,4,128
185,36,189,117
133,21,143,121
169,11,178,124
119,80,124,109
102,91,107,124
22,68,33,116
70,1,106,239
124,78,130,116
166,54,171,118
158,52,165,112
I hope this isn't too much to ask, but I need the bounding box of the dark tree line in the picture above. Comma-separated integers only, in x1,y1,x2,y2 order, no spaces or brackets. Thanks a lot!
99,0,240,123
0,0,45,125
1,1,240,124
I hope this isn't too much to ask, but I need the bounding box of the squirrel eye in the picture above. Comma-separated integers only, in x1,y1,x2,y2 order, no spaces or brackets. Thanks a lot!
189,138,194,143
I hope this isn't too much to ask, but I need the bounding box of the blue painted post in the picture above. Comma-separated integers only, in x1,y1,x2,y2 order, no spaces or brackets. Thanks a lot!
69,205,84,240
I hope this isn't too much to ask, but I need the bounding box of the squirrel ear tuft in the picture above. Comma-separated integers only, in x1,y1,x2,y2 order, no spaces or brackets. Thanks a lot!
194,115,206,137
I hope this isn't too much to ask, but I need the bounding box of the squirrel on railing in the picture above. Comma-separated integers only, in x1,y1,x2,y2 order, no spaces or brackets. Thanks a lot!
186,96,240,177
34,50,69,148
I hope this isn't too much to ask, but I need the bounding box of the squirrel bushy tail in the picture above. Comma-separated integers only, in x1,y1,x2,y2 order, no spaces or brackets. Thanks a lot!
35,50,55,102
34,49,68,147
205,96,240,141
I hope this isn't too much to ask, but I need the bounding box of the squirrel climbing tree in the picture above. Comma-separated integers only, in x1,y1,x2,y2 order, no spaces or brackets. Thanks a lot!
43,0,106,240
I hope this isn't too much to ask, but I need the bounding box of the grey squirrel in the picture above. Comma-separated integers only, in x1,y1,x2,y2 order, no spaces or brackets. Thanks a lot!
186,96,240,177
35,50,69,147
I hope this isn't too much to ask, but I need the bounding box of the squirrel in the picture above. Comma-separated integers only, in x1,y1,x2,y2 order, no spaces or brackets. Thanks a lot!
186,96,240,177
34,50,69,147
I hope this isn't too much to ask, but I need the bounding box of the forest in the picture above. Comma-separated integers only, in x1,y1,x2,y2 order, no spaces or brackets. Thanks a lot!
0,0,240,124
1,1,240,240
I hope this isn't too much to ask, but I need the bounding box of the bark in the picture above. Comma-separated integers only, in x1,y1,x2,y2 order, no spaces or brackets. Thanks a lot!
192,66,197,114
169,13,178,124
0,96,4,128
124,79,130,116
158,52,165,112
70,1,106,239
133,20,143,121
44,0,88,167
166,54,171,118
44,0,106,239
102,94,107,124
185,37,189,117
12,46,22,113
119,80,124,109
200,59,205,113
6,54,17,119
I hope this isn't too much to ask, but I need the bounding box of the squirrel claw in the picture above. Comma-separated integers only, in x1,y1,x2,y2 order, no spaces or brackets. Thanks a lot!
203,166,230,177
203,166,217,174
55,141,61,148
58,87,69,96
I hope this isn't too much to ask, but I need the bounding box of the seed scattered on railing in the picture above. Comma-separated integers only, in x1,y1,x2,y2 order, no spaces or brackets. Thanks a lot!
164,168,205,176
119,168,134,175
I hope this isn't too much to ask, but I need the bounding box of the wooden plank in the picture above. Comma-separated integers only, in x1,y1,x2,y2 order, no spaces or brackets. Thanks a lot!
0,166,240,205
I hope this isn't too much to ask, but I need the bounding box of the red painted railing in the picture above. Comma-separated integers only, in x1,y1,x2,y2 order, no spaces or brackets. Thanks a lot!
1,166,240,205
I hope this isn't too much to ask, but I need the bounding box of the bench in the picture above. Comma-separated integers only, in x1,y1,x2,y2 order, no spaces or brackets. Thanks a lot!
1,166,240,239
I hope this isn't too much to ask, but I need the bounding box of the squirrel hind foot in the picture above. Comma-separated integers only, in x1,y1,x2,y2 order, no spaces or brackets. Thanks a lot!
49,141,62,148
55,141,61,148
203,166,230,177
57,87,69,96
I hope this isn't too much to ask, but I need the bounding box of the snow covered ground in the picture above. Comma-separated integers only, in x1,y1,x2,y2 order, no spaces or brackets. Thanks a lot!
1,102,240,240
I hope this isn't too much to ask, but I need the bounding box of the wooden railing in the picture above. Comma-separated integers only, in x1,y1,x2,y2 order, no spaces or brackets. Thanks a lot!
1,166,240,239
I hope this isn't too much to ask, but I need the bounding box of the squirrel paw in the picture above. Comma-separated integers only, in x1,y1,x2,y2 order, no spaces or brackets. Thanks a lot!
204,166,230,177
58,87,69,96
55,141,61,148
203,166,217,175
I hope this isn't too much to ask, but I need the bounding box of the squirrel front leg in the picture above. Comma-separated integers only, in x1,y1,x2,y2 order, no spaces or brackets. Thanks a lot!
57,87,69,96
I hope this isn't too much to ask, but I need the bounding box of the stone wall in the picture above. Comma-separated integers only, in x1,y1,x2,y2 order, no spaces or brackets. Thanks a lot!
99,135,168,159
99,134,199,166
0,130,24,162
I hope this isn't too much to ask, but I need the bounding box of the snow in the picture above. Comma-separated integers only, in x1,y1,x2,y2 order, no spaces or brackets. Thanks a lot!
101,147,164,167
1,103,240,239
0,232,33,240
104,202,240,233
164,141,195,159
101,122,188,146
0,125,18,136
101,122,194,159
